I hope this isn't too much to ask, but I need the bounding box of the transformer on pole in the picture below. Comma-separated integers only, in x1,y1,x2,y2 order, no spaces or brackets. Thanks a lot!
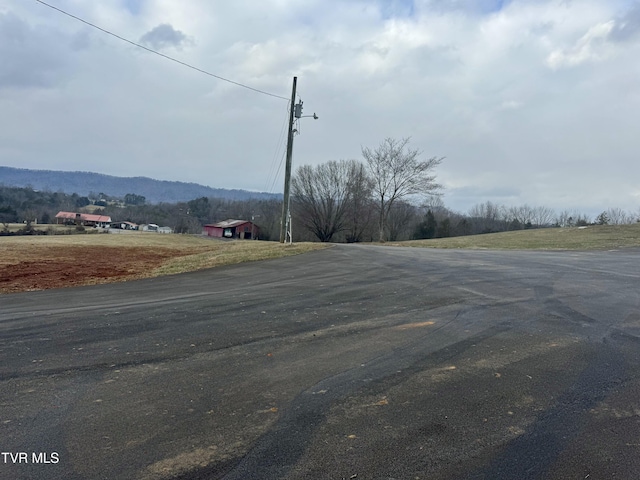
279,76,318,244
279,77,297,244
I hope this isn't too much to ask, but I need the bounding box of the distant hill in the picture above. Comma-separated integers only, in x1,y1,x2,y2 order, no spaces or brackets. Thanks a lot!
0,166,280,204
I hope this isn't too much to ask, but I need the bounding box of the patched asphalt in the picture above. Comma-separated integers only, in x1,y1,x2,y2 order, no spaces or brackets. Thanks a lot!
1,245,640,479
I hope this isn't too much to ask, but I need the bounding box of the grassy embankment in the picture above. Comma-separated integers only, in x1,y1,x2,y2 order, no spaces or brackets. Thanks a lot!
0,232,327,281
2,223,639,293
394,223,640,250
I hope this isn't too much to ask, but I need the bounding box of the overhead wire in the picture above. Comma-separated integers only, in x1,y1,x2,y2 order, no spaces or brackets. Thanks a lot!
265,102,292,193
264,115,286,192
270,150,287,195
33,0,289,101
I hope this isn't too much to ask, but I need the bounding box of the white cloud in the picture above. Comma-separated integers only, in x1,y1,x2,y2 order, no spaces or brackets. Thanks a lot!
547,20,615,69
1,0,640,216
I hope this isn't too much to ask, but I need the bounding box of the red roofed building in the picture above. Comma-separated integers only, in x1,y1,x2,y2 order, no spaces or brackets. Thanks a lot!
203,219,259,239
55,211,111,228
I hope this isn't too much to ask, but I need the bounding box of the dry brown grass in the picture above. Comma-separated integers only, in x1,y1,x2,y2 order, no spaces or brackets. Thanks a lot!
394,223,640,250
0,233,327,293
153,238,328,274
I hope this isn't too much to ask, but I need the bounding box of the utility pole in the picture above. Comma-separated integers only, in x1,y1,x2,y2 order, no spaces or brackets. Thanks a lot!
279,76,318,243
280,76,297,243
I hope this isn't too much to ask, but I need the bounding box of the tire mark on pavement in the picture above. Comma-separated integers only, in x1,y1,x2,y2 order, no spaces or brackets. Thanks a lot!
219,322,513,480
464,342,627,480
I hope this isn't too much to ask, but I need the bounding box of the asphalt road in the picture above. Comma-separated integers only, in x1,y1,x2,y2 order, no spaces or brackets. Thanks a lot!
1,244,640,480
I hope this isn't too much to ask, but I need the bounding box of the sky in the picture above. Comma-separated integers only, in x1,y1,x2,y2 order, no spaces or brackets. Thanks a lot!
2,0,640,217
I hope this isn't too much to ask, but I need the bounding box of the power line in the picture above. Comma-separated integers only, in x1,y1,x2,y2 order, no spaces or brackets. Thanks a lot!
265,103,291,193
33,0,289,101
270,149,287,195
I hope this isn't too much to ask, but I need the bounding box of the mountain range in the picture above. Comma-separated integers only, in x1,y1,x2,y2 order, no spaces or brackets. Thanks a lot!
0,166,280,204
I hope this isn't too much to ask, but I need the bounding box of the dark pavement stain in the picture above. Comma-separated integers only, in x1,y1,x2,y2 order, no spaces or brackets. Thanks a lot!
464,342,627,480
218,323,513,480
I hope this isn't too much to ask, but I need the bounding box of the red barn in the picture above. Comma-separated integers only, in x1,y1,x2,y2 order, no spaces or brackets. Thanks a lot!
203,219,259,239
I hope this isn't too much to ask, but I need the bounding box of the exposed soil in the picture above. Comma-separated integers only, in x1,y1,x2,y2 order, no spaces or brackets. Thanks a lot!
0,245,192,294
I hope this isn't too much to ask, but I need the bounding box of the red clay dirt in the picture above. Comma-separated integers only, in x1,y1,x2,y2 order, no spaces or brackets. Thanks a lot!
0,246,188,294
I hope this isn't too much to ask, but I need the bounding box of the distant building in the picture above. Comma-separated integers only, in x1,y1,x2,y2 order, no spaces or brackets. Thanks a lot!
138,224,172,233
203,219,259,239
111,221,138,230
55,211,111,228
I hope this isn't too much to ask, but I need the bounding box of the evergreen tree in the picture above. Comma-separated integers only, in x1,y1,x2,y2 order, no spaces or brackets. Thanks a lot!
413,209,437,239
596,211,609,225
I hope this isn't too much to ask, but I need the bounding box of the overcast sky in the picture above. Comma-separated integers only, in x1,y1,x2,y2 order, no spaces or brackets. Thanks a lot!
2,0,639,216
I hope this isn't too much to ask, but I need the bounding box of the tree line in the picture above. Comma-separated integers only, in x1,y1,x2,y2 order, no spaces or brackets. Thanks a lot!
0,185,284,239
2,136,638,240
289,137,639,242
291,137,444,242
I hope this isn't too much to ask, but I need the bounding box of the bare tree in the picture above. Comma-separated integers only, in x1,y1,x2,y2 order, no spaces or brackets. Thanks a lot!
292,160,364,242
531,206,556,227
555,210,573,227
362,137,443,242
386,200,418,241
508,204,535,227
556,209,591,227
574,212,591,226
343,162,375,243
606,207,632,225
422,195,447,215
469,201,507,232
251,199,282,241
471,201,505,222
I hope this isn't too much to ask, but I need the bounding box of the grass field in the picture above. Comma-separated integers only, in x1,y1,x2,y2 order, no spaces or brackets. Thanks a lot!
2,223,639,293
394,223,640,250
0,233,327,293
2,223,84,234
0,233,327,269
